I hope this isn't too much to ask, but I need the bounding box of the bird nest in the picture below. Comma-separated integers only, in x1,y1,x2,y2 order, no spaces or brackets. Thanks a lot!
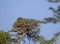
9,17,40,33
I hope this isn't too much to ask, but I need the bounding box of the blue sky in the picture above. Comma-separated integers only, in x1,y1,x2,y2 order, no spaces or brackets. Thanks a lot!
0,0,60,44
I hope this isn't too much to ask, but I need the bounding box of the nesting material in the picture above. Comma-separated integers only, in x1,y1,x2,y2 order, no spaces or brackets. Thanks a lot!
10,17,40,32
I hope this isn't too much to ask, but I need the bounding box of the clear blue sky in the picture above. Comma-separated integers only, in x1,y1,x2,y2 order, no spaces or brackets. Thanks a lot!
0,0,60,44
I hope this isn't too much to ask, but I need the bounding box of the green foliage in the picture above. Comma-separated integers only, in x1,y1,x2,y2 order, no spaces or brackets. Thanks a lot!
0,30,11,44
48,0,60,2
49,6,60,23
33,32,60,44
17,17,23,21
44,17,58,23
43,2,60,24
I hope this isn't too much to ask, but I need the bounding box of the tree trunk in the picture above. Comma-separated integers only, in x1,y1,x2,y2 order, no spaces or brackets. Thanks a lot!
16,32,26,44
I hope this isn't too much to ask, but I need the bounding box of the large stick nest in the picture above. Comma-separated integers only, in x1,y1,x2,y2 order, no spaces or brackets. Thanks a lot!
9,17,40,33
